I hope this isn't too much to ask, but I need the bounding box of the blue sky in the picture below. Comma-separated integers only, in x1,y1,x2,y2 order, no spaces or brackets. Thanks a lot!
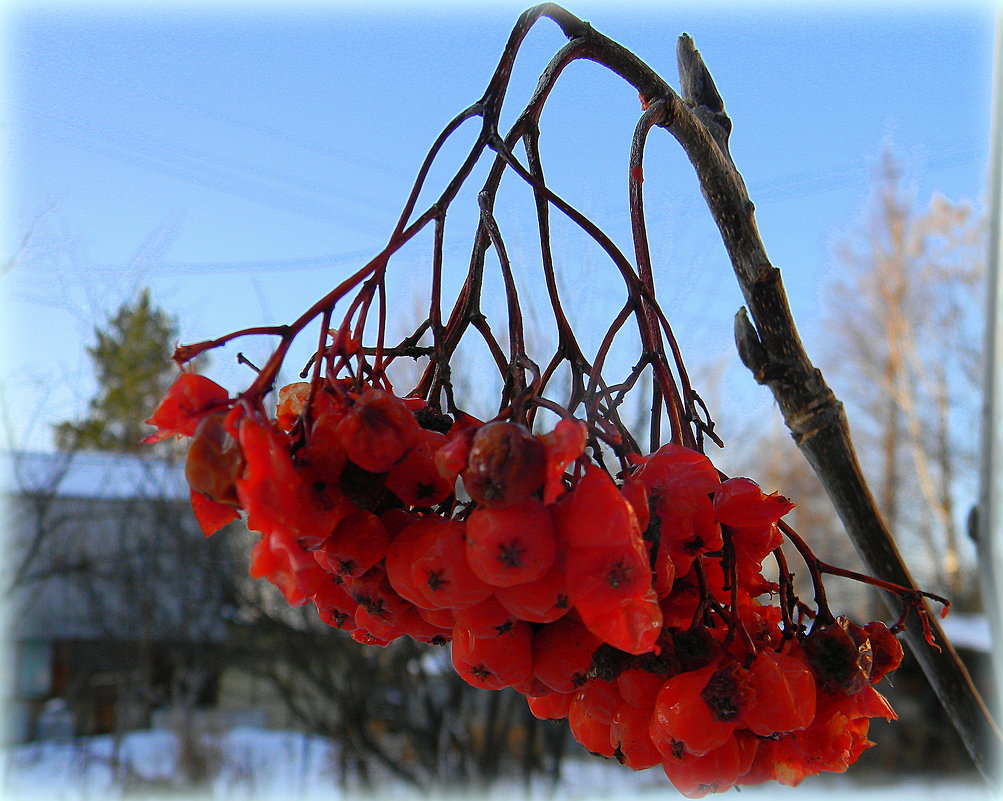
3,0,997,452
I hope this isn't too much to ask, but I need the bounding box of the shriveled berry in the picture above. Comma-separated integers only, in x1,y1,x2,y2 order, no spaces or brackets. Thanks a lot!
462,420,545,508
804,616,873,696
186,411,244,507
145,372,229,443
539,418,587,504
863,621,904,684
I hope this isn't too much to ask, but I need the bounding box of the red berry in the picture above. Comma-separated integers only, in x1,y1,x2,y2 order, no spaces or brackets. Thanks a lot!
651,663,743,758
526,692,574,720
336,388,421,473
660,735,742,798
311,579,359,631
566,543,661,655
451,621,533,690
610,702,662,770
314,510,389,578
617,668,666,709
412,520,494,610
385,429,454,507
466,499,556,587
494,556,570,624
532,616,602,693
743,649,816,737
453,595,517,639
345,566,410,625
553,465,639,551
384,518,444,609
568,680,622,758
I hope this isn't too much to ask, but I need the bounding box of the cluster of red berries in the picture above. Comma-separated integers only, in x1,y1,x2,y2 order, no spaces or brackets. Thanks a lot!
146,371,904,797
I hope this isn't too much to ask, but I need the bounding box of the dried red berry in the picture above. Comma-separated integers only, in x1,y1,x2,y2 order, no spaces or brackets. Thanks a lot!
144,372,229,443
863,621,904,684
804,616,873,696
185,411,244,508
462,420,545,508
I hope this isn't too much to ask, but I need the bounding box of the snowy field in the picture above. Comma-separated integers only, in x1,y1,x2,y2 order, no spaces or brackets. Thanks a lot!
2,727,996,801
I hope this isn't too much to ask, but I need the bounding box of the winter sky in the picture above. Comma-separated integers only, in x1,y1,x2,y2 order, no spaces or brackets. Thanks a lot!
3,0,997,453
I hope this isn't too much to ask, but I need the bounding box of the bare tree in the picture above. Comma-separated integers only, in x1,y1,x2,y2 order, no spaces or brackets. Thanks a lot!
826,152,986,601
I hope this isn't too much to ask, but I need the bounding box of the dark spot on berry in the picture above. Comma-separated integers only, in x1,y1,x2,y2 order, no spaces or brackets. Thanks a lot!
606,559,632,589
701,663,750,723
644,498,662,543
338,559,357,575
331,611,350,628
425,570,449,593
589,643,632,681
498,540,525,568
353,592,387,619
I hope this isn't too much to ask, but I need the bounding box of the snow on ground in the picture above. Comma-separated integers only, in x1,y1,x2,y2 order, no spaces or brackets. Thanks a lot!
2,726,996,801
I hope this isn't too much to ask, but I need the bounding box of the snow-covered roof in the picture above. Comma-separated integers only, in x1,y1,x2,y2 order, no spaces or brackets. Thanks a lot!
938,612,993,654
0,450,190,501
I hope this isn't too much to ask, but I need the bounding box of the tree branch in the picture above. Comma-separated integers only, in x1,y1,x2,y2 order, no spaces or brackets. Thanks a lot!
664,33,999,779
